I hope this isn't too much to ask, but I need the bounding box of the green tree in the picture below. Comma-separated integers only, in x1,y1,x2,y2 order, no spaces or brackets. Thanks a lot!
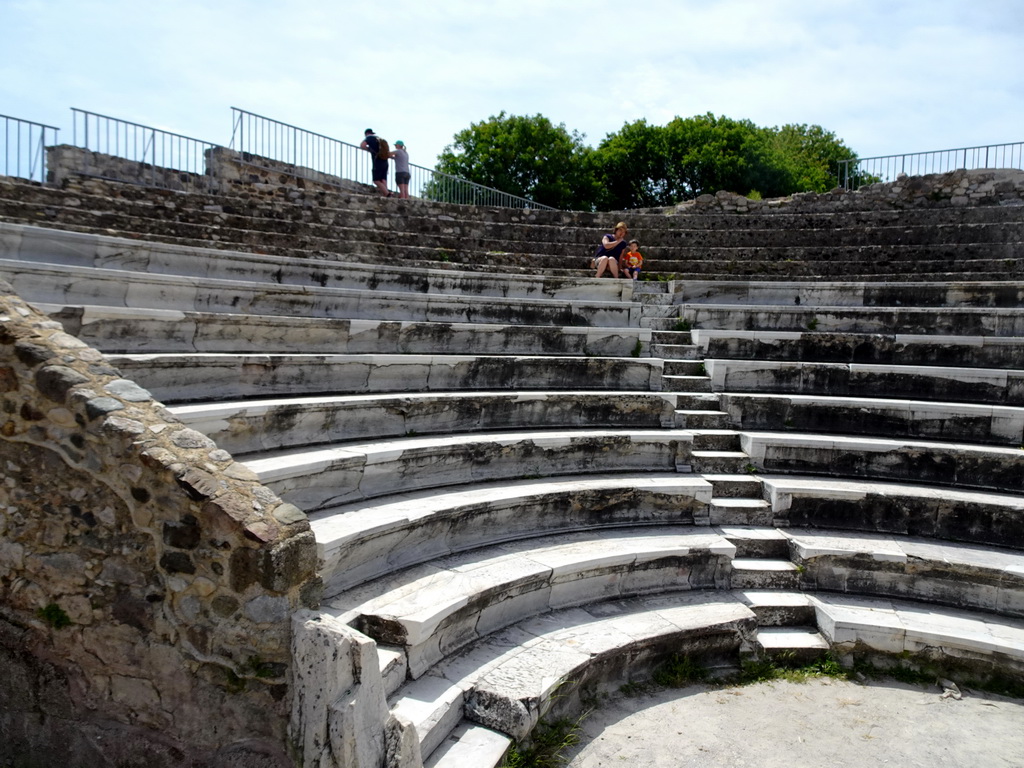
593,113,790,208
768,123,857,193
429,112,598,210
588,119,668,210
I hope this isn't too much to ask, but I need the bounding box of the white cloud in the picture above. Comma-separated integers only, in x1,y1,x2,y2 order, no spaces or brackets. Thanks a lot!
0,0,1021,168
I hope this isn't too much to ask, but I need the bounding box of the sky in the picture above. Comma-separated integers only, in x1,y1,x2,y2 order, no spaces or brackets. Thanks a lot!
1,0,1022,170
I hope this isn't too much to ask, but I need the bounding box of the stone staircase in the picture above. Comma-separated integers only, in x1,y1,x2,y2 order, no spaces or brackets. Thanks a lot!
1,171,1024,768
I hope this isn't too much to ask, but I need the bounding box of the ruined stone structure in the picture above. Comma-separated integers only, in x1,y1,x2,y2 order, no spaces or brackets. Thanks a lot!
0,161,1023,767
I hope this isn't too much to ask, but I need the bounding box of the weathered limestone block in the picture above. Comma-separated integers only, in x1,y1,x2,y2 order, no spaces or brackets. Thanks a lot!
290,611,389,768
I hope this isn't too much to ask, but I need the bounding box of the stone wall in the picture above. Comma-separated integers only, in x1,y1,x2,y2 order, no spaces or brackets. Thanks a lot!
48,145,375,199
0,285,319,766
47,146,214,194
205,147,376,197
678,168,1024,215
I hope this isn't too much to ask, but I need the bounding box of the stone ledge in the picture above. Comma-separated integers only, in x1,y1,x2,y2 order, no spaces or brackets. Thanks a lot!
721,393,1024,445
36,303,649,358
327,527,736,678
742,432,1024,493
706,359,1024,406
682,303,1024,336
0,259,639,328
310,474,714,596
171,391,679,455
244,429,697,512
109,353,666,403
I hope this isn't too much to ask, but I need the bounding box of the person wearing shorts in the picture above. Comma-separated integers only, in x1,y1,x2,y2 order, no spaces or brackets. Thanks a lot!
360,128,391,196
619,240,644,280
391,140,411,199
590,222,629,278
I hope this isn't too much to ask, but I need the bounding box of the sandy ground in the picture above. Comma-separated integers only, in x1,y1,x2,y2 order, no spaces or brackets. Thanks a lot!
564,677,1024,768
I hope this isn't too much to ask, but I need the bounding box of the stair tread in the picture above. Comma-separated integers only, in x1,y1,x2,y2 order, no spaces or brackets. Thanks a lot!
424,722,511,768
712,498,771,508
732,559,799,571
757,626,830,650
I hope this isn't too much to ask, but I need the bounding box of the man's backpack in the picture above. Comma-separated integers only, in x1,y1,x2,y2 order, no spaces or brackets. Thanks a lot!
377,138,390,160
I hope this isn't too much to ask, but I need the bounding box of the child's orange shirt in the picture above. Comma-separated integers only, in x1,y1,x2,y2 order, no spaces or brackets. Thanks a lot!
622,251,643,269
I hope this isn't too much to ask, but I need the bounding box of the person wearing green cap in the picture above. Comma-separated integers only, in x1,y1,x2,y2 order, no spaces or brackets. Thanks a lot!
389,140,411,199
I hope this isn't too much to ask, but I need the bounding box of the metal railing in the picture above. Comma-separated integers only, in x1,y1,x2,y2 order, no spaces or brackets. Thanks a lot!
72,108,217,189
1,114,59,183
838,141,1024,189
229,107,553,209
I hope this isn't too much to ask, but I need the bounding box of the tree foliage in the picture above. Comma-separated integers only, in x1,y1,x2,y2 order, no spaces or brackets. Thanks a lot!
430,112,597,210
432,112,860,211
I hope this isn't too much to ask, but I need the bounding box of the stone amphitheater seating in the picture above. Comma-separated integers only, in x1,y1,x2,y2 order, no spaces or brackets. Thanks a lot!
2,170,1024,768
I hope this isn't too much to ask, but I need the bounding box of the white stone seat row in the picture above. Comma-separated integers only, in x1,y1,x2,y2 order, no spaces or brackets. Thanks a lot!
108,353,665,404
762,475,1024,550
693,329,1024,370
705,359,1024,407
407,590,1024,767
325,526,735,679
309,471,1024,599
741,432,1024,494
679,303,1024,336
785,528,1024,618
325,522,1024,687
402,591,755,762
0,221,634,302
674,279,1024,308
169,391,680,456
720,393,1024,446
244,429,697,513
309,474,713,596
0,261,640,328
37,304,650,357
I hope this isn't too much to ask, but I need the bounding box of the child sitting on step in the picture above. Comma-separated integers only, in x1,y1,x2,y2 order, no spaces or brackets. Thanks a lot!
619,240,644,280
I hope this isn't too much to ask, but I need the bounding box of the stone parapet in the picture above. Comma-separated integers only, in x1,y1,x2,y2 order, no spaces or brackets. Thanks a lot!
0,284,319,764
679,169,1024,214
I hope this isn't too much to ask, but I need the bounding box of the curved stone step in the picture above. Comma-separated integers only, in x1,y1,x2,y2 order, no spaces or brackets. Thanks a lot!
170,391,679,455
0,260,639,328
721,392,1024,445
40,303,649,357
0,220,634,302
675,279,1024,309
399,588,1024,765
706,359,1024,407
694,329,1024,370
310,474,714,596
741,431,1024,494
108,353,665,403
786,528,1024,618
327,527,736,678
244,428,696,512
761,475,1024,550
682,303,1024,336
389,591,754,761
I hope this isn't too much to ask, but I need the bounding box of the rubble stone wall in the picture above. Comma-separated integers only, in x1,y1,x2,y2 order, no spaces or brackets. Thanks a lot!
679,168,1024,214
0,286,319,766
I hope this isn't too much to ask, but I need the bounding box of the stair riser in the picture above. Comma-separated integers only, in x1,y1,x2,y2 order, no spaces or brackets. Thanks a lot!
726,539,790,559
710,506,775,526
691,434,741,451
692,456,750,474
675,413,730,429
730,571,801,590
750,605,817,627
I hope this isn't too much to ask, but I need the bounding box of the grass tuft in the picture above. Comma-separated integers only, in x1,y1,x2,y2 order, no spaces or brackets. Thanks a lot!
37,603,71,629
502,713,588,768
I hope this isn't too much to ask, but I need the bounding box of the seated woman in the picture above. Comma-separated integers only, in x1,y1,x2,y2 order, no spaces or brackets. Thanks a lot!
590,222,629,278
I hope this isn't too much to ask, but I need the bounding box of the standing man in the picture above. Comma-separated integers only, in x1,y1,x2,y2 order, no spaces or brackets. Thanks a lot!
360,128,391,197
